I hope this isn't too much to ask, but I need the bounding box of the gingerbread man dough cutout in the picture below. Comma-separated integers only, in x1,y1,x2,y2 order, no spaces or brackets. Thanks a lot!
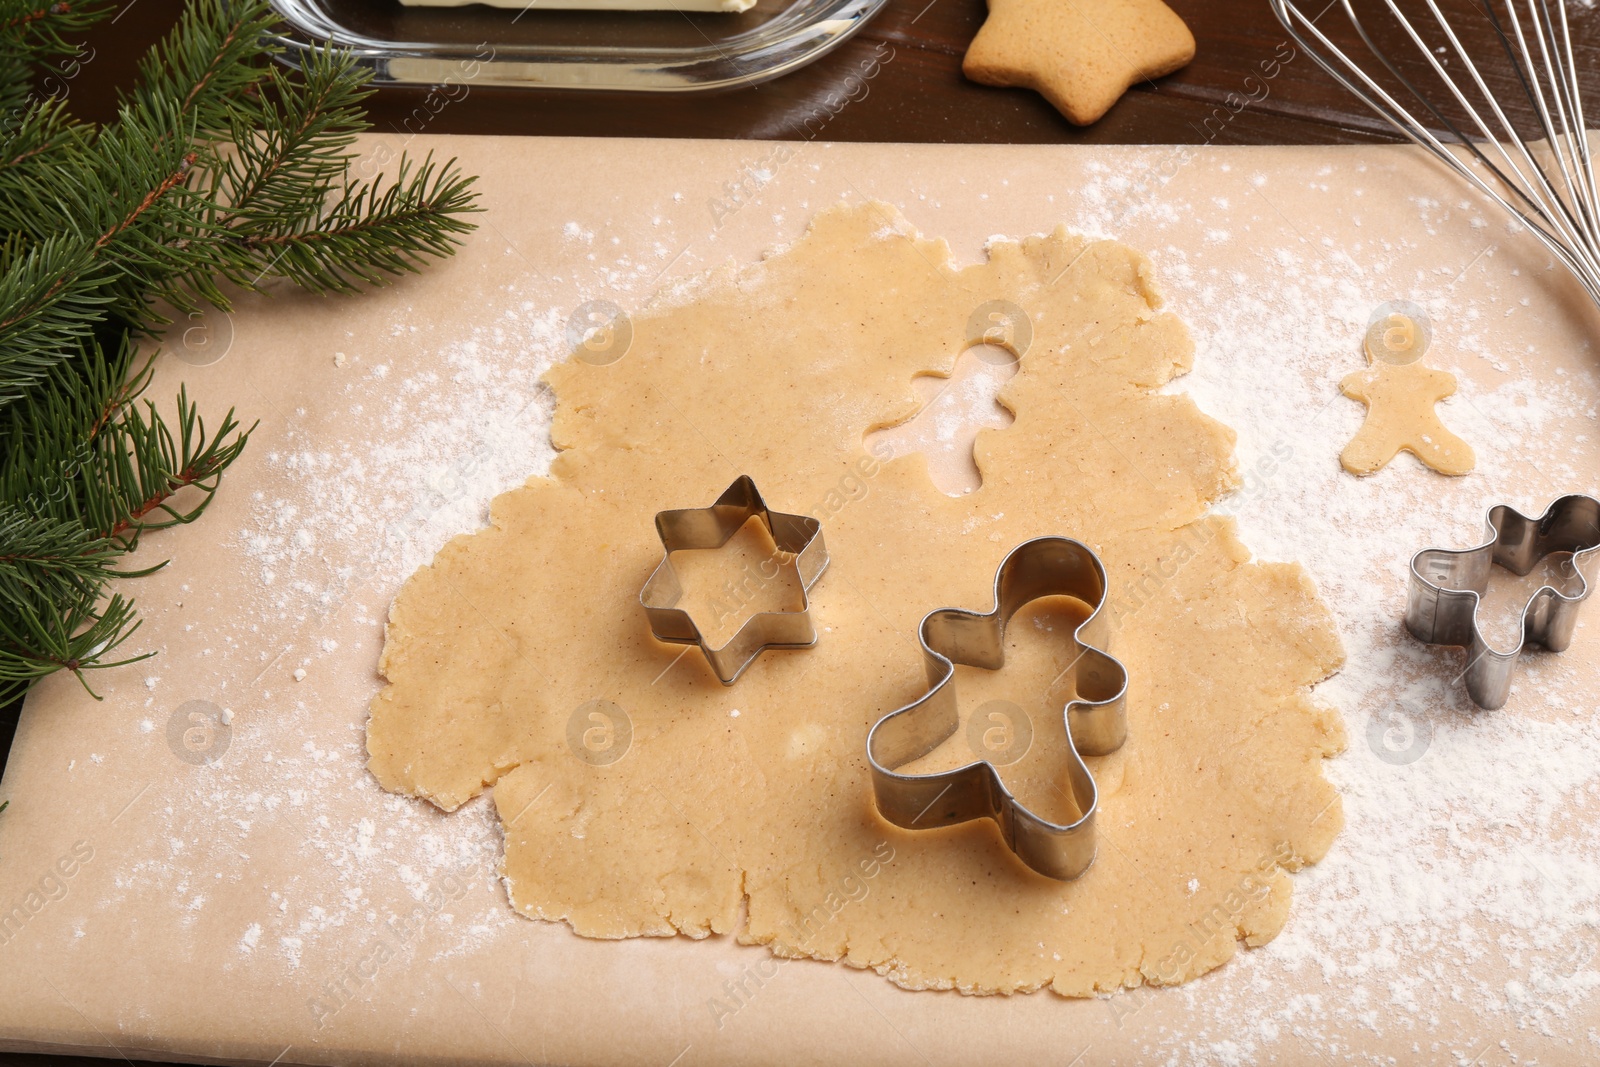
1339,309,1474,477
963,0,1196,126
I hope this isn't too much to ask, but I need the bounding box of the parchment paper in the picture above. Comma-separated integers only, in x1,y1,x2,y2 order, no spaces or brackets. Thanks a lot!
0,135,1596,1067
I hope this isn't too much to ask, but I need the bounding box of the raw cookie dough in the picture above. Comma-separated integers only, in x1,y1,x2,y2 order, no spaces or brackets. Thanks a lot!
368,203,1346,996
1340,313,1474,476
962,0,1195,126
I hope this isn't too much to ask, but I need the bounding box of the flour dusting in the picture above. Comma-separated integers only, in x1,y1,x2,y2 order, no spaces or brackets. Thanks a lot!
104,150,1600,1062
1071,154,1600,1065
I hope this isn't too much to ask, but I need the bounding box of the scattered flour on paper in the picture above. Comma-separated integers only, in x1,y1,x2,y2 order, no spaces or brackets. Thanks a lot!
1067,157,1600,1064
116,162,1600,1059
105,280,603,1002
107,224,707,1001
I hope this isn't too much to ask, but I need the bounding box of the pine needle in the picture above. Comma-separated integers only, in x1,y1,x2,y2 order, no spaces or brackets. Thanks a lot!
0,0,479,704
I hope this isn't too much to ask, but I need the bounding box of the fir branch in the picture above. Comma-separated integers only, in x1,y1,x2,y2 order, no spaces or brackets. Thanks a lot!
238,152,479,292
0,505,120,605
124,0,278,138
91,384,254,550
0,97,213,334
99,153,200,250
0,0,112,58
0,586,149,702
0,0,478,702
0,97,88,169
5,340,140,542
215,48,370,232
0,0,110,121
0,235,108,404
0,505,147,707
79,100,221,318
3,336,256,550
0,56,26,117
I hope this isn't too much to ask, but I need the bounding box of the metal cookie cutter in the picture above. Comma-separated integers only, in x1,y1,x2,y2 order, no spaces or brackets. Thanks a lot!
640,475,828,686
866,537,1128,881
1407,495,1600,710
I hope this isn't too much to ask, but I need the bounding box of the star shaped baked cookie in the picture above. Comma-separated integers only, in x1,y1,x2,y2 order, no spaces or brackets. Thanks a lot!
963,0,1196,126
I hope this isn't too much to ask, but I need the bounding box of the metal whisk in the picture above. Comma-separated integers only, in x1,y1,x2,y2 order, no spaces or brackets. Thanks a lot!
1270,0,1600,308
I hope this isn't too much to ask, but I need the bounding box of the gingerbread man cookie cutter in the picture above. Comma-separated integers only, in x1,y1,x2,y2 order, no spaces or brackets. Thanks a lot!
640,475,829,686
1407,495,1600,710
866,537,1128,880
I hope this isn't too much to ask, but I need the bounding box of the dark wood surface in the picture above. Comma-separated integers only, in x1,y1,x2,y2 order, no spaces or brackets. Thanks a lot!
8,0,1600,1063
44,0,1600,151
32,0,1425,144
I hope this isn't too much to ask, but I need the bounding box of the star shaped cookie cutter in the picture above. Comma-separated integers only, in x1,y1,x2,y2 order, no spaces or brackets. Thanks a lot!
866,537,1128,881
1407,495,1600,710
640,475,829,686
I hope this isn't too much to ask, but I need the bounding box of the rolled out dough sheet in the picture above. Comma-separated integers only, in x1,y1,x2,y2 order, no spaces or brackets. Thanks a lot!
368,200,1347,996
0,136,1597,1067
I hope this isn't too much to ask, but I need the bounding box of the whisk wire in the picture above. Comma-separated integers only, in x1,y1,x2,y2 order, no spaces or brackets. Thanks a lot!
1270,0,1600,307
1291,2,1565,243
1502,0,1596,248
1414,0,1590,257
1533,0,1600,246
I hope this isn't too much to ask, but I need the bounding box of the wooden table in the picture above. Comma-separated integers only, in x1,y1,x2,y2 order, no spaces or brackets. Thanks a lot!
40,0,1562,146
46,0,1600,148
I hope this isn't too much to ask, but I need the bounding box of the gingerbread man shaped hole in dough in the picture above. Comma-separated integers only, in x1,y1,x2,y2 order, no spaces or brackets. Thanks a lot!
865,299,1028,496
1339,304,1475,477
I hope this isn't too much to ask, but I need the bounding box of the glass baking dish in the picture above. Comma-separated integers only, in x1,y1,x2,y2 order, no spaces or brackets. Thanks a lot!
270,0,887,90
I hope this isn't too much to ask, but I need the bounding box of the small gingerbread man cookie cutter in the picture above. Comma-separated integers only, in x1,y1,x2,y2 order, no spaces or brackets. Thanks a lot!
1407,495,1600,710
866,537,1128,881
640,475,829,686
